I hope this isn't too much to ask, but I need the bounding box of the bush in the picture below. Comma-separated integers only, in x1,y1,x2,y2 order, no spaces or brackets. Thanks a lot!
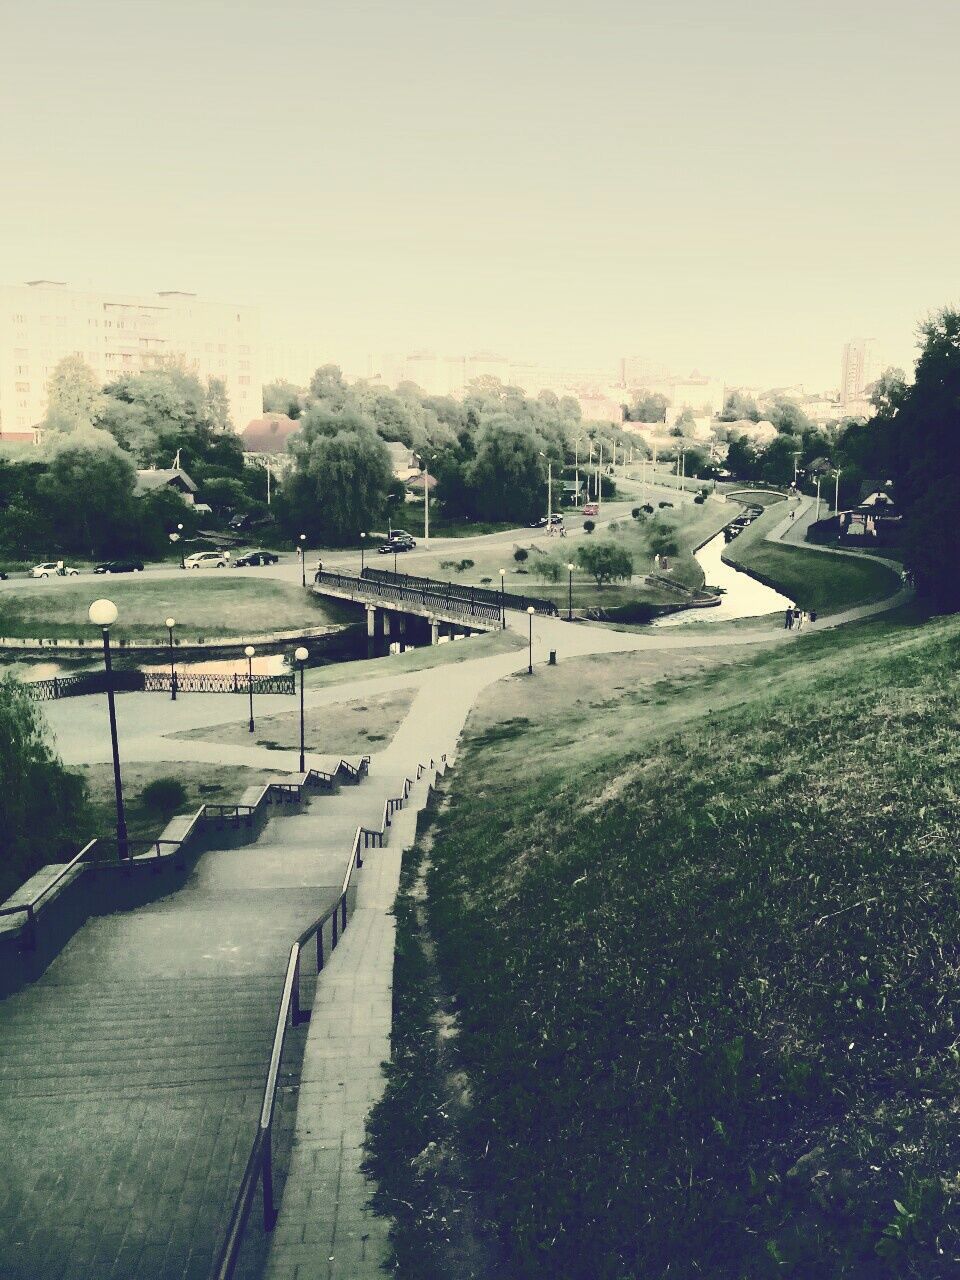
694,493,706,504
632,507,641,519
583,520,595,534
576,541,633,587
642,504,654,514
140,777,188,816
513,548,529,563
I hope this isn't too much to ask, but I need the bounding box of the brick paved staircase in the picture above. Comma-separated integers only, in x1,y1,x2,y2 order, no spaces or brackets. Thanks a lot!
0,769,407,1280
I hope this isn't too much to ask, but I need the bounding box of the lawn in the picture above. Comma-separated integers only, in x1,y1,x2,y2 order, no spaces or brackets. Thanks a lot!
0,576,351,642
171,688,416,754
77,759,281,846
724,500,901,614
371,610,960,1279
304,627,524,689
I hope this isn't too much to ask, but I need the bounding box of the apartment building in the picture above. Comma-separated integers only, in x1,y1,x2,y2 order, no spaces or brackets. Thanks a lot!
0,280,261,438
839,338,879,410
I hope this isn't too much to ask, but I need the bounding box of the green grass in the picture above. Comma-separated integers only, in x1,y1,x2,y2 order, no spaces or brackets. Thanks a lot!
410,611,960,1279
77,760,281,846
170,688,415,753
724,502,901,614
0,577,350,642
304,627,524,689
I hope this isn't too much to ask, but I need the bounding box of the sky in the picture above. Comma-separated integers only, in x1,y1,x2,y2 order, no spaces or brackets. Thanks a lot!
1,0,958,390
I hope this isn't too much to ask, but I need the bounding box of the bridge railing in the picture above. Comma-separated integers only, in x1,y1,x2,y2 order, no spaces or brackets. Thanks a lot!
360,566,559,616
314,569,507,625
210,754,448,1280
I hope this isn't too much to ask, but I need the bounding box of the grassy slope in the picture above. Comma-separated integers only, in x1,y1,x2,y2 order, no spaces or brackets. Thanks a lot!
424,613,960,1279
724,501,900,614
0,576,349,641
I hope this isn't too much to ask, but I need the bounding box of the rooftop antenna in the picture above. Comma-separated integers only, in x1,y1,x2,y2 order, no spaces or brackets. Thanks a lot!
173,448,181,470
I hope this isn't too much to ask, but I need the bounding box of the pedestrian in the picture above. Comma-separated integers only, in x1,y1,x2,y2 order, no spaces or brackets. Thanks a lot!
795,609,805,631
654,553,661,570
314,557,323,583
809,610,817,624
785,607,794,629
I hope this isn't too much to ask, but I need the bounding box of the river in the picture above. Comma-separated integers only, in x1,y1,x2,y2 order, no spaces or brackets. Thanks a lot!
654,530,794,627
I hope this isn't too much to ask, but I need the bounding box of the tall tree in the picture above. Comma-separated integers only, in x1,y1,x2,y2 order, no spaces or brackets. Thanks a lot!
44,356,102,432
465,415,545,522
282,415,393,543
37,434,139,556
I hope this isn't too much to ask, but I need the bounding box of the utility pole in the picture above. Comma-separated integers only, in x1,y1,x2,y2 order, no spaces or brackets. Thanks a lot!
815,475,822,523
834,467,841,514
574,435,581,507
597,442,603,513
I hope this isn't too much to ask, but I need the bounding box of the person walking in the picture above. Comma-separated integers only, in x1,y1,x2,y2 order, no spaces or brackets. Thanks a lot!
785,607,794,630
795,609,805,631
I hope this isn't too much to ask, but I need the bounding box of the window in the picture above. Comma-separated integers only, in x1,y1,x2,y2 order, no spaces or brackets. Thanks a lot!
15,382,30,392
239,360,250,370
218,344,226,353
13,313,24,322
239,375,250,385
239,344,250,354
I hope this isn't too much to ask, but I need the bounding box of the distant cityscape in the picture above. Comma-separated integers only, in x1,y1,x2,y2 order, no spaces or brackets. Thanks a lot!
0,279,883,442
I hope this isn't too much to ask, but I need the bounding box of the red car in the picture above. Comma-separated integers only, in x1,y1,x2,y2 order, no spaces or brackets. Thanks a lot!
582,503,599,516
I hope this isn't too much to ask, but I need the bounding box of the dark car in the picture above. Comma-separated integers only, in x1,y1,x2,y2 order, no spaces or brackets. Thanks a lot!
94,559,144,574
529,514,565,528
658,501,674,509
0,570,7,580
378,535,417,554
232,549,280,567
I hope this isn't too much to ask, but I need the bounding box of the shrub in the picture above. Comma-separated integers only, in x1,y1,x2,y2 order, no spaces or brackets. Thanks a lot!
513,548,529,563
140,777,188,816
632,507,641,519
694,494,706,505
576,542,633,587
642,503,654,514
583,520,595,534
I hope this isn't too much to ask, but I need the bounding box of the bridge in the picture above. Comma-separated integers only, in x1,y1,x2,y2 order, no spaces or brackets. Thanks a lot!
312,567,557,645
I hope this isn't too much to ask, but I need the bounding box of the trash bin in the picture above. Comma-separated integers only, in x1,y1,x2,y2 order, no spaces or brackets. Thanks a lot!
548,649,557,666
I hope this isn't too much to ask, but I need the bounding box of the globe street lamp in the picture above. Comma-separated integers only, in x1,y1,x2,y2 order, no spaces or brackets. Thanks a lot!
295,645,309,771
527,605,535,675
165,616,177,700
360,531,367,575
88,599,129,861
169,522,185,569
567,563,575,622
499,568,506,629
298,534,307,587
244,645,256,734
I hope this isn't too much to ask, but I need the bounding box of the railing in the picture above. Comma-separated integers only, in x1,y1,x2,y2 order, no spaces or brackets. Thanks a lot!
0,838,99,949
211,753,448,1280
313,569,524,626
360,566,559,616
23,670,294,701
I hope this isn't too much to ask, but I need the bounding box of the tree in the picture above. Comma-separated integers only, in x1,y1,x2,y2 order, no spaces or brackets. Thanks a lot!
628,392,669,423
465,416,545,522
308,364,350,409
37,434,139,556
870,366,908,416
201,477,248,514
262,379,303,418
576,542,633,587
725,434,759,478
282,415,393,544
44,356,102,432
0,675,87,900
205,377,232,432
720,390,760,422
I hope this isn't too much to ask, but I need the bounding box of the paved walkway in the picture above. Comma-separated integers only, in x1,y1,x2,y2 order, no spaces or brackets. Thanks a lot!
2,507,912,1280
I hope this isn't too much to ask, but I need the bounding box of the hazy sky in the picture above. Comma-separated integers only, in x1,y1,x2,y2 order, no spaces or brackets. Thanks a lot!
2,0,958,388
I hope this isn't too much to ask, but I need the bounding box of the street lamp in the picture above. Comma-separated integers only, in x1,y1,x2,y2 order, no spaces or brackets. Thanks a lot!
793,453,803,488
567,562,574,622
298,534,306,587
295,645,309,771
499,567,506,629
360,531,366,575
834,467,842,515
574,435,582,507
165,616,177,701
169,522,185,569
527,606,535,674
88,599,129,861
244,645,256,734
539,451,553,533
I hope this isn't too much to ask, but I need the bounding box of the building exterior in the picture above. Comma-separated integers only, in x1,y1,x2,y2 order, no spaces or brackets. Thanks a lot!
134,468,198,505
0,280,261,438
839,338,879,410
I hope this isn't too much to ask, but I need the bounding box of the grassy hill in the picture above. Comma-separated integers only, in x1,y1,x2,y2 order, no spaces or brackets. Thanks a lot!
382,611,960,1278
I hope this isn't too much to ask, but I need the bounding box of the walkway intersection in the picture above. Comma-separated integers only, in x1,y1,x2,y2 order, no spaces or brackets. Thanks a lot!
1,509,909,1280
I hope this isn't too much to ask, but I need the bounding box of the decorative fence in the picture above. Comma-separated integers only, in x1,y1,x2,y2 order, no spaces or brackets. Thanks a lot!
315,569,523,627
211,754,448,1280
23,670,294,701
360,565,559,616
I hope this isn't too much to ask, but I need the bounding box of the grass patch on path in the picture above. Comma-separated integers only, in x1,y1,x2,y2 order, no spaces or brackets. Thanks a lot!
304,629,524,690
170,688,416,754
414,611,960,1278
0,577,349,642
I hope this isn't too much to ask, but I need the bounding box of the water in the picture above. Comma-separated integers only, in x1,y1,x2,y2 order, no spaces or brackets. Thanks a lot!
655,531,794,627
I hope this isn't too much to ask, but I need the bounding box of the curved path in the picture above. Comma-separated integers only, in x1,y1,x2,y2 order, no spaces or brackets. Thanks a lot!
0,507,910,1280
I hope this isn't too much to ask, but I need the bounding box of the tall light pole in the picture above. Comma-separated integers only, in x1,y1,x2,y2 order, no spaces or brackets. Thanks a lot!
574,435,582,507
88,599,128,861
527,605,535,675
597,442,603,513
169,522,185,569
834,468,842,515
499,568,506,629
539,452,552,532
165,616,177,701
793,453,802,488
588,440,595,496
299,533,306,587
567,562,574,622
245,645,256,734
295,645,309,771
360,531,366,575
815,476,822,524
420,456,433,546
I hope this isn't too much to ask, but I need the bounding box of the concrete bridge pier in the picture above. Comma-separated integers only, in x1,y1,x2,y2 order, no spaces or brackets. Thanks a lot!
430,616,439,646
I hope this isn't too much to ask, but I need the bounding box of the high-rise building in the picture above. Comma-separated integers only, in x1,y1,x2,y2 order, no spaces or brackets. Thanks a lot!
0,280,261,438
839,338,879,409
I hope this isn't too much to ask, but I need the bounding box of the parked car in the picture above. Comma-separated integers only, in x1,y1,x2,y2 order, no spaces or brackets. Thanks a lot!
0,570,8,580
530,513,565,528
582,503,599,516
378,535,416,554
30,562,80,578
183,550,228,569
94,559,144,574
387,528,414,540
232,549,279,567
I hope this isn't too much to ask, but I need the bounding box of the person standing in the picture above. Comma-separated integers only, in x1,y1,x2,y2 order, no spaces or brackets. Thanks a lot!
795,609,805,631
785,607,794,629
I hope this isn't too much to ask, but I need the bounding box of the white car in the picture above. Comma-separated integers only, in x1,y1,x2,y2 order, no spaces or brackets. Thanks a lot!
31,562,80,578
183,550,228,569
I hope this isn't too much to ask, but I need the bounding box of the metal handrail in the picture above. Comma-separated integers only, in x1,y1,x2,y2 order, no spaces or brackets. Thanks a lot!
314,569,512,624
211,754,447,1280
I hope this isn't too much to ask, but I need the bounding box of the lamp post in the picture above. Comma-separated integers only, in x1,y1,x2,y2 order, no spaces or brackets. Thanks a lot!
597,442,603,513
539,451,552,533
298,534,306,587
815,475,822,523
245,645,256,734
169,523,185,569
88,599,129,861
393,547,398,575
527,605,535,675
420,455,433,546
360,531,366,575
834,467,842,514
165,616,177,701
295,645,309,771
793,452,802,488
499,568,506,629
574,435,582,507
567,562,574,622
